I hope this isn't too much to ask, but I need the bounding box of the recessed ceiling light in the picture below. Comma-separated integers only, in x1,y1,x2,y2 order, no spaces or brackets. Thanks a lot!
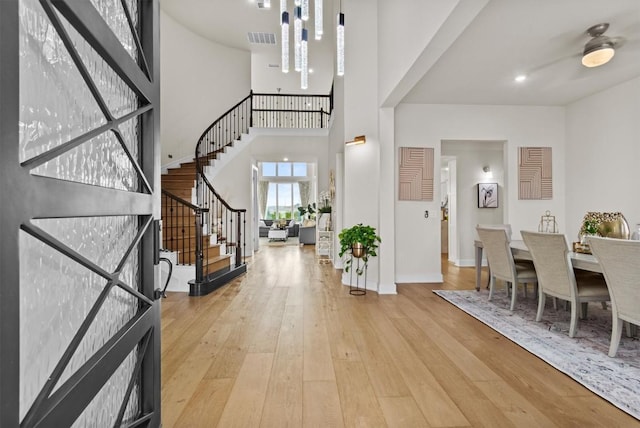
309,68,314,73
283,157,289,161
515,74,527,83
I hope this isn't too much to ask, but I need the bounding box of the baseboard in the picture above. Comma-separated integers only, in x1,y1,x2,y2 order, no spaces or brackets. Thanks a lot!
456,259,484,267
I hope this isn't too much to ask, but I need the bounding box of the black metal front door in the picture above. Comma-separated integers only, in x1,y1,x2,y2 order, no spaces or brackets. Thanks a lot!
0,0,161,426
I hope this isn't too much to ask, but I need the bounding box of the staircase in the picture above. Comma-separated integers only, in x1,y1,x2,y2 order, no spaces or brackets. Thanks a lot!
161,164,230,273
161,88,333,297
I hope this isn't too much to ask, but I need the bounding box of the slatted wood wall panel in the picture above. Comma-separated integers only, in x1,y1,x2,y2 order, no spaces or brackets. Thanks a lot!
399,147,433,201
518,147,552,200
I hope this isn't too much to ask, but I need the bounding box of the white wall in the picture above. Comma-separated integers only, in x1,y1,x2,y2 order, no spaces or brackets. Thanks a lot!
160,11,251,165
565,76,640,239
395,103,566,279
342,0,382,290
377,0,458,105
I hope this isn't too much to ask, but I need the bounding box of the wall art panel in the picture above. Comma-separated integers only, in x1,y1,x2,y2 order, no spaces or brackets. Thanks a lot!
519,147,552,200
399,147,434,201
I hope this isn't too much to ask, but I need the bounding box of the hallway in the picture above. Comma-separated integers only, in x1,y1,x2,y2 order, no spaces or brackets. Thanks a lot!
160,246,635,427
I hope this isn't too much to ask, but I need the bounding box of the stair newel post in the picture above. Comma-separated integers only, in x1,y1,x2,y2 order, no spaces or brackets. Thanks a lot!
236,211,243,268
249,90,254,128
195,207,206,283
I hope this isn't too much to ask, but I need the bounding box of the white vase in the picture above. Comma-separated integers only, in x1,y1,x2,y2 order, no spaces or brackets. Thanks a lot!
318,213,331,231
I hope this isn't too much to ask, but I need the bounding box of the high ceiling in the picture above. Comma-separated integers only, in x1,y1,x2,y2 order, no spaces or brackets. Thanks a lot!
161,0,640,106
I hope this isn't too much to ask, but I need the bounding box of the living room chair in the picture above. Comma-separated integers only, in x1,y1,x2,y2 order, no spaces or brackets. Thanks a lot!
589,236,640,357
299,224,316,245
522,231,610,338
476,227,538,311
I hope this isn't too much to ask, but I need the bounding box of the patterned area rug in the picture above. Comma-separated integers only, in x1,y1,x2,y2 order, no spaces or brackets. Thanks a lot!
434,289,640,420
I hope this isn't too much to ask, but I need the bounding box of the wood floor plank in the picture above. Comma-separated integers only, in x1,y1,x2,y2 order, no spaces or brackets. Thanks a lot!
362,302,470,427
173,378,233,428
259,303,304,427
216,352,275,427
303,284,336,382
303,380,345,428
333,360,388,428
378,397,431,428
348,304,411,397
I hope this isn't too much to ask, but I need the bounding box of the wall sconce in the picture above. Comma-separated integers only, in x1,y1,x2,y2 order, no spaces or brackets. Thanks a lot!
345,135,366,146
483,165,493,178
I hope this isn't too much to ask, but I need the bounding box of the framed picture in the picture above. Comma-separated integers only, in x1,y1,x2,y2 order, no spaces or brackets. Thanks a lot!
478,183,498,208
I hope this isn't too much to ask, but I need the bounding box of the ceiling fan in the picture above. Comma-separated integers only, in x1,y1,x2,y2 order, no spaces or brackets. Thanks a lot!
581,23,621,67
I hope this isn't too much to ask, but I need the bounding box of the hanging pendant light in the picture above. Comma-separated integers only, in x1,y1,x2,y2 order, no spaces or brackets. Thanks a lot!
301,0,309,21
336,12,344,76
301,28,309,89
281,11,289,73
294,6,302,72
294,0,301,6
314,0,323,40
280,0,287,15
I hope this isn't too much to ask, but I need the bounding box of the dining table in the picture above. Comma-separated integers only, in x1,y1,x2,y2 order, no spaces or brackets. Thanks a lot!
474,239,601,291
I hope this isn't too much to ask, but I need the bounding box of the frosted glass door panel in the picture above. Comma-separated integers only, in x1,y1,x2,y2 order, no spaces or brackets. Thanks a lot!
19,231,106,420
19,0,106,163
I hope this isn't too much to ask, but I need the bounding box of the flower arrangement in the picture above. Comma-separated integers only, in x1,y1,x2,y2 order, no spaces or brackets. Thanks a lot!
582,220,599,236
318,190,332,213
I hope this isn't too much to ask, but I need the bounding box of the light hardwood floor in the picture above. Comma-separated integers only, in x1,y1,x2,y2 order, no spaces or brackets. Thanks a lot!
161,246,639,427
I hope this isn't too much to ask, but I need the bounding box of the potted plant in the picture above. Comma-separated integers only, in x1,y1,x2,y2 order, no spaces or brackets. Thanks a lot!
338,223,381,275
297,203,316,220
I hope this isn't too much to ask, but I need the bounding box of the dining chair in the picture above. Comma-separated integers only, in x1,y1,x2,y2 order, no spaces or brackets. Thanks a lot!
476,224,534,289
588,236,640,357
476,227,538,310
521,231,610,338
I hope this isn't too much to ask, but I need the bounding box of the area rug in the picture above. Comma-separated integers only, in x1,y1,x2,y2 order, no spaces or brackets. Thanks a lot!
434,289,640,420
260,237,300,247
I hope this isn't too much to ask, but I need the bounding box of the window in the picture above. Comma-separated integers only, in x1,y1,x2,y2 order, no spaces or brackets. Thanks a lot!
262,162,277,176
265,182,302,220
260,162,308,221
293,163,307,176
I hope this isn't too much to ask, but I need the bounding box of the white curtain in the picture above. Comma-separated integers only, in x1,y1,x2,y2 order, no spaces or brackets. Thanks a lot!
298,181,311,209
258,180,269,219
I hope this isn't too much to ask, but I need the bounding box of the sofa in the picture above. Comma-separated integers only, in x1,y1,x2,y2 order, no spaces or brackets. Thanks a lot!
299,225,316,245
259,219,299,238
286,221,299,237
258,219,273,237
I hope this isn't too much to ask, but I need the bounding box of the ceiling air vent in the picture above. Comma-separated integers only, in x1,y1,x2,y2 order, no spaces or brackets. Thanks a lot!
247,32,276,45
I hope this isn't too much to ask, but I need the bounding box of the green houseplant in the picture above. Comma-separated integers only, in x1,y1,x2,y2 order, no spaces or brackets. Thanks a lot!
297,203,316,220
338,223,381,275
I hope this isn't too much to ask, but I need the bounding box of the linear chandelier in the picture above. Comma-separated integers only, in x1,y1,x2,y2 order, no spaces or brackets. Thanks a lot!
279,0,345,89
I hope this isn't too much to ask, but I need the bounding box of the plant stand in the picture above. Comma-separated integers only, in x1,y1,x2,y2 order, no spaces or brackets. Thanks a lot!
349,256,367,296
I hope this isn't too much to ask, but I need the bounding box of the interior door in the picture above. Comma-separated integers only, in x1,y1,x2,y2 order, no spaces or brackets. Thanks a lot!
0,0,161,426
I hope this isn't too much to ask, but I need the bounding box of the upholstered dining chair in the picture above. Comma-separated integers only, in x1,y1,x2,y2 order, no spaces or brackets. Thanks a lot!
476,223,534,289
588,236,640,357
522,231,610,338
476,227,538,311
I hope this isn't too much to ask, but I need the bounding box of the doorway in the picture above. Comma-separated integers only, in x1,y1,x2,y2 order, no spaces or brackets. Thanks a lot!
441,140,505,266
